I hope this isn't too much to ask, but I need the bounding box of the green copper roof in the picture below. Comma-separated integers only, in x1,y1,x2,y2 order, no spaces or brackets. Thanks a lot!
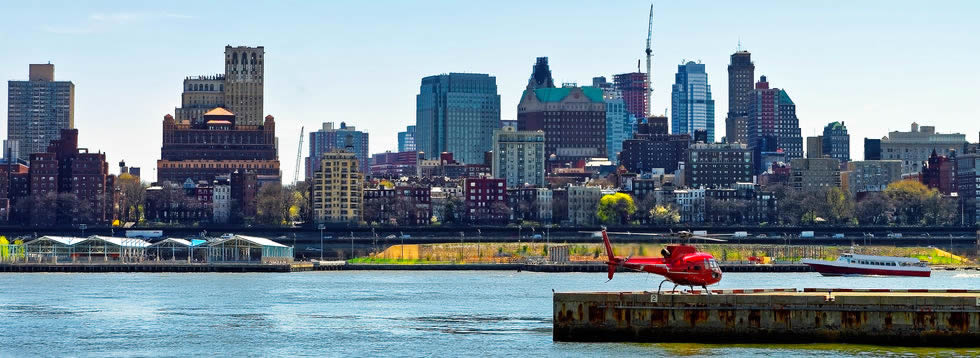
530,86,605,103
778,89,794,105
827,121,845,130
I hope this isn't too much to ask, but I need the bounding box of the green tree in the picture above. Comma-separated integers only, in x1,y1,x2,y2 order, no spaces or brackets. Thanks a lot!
256,183,295,225
115,172,146,223
650,205,680,225
884,180,937,225
825,187,854,224
596,193,636,225
0,236,9,261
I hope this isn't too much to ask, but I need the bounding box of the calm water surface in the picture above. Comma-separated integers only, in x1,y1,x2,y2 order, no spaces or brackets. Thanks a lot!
1,270,979,357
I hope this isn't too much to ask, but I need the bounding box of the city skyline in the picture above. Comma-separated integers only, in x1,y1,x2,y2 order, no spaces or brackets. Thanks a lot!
1,1,979,182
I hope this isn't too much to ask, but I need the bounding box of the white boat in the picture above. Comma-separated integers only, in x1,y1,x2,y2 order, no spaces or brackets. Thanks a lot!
801,253,930,277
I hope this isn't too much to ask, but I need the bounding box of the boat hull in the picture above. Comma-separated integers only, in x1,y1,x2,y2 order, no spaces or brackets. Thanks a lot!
802,261,931,277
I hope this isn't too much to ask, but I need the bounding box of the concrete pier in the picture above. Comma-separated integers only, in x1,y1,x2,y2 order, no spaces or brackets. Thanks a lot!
554,289,980,346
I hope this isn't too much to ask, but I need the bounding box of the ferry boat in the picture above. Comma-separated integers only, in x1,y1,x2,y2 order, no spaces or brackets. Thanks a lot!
800,253,930,277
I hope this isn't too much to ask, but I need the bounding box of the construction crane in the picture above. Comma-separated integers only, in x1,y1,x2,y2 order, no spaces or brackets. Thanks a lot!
293,126,304,185
645,3,654,117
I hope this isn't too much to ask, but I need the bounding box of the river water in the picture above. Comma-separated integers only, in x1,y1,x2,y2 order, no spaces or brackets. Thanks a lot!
1,270,979,357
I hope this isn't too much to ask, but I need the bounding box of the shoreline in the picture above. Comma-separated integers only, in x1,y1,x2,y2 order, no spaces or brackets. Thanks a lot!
0,262,814,273
2,262,977,273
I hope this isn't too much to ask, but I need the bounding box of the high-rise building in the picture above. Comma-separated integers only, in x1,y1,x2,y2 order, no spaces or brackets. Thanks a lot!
806,136,824,158
955,154,980,225
397,125,416,153
174,74,225,124
491,127,545,188
517,85,606,165
790,158,841,191
685,142,753,189
602,88,635,162
671,61,715,143
27,129,112,223
306,121,369,177
223,46,264,126
864,138,882,160
311,150,363,224
157,109,280,184
746,75,803,173
613,72,649,120
822,121,850,162
528,57,556,89
620,116,691,174
173,46,264,126
725,51,754,144
416,73,501,164
879,122,968,174
7,64,74,161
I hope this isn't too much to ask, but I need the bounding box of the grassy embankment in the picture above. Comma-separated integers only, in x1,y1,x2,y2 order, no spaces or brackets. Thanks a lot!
350,242,973,265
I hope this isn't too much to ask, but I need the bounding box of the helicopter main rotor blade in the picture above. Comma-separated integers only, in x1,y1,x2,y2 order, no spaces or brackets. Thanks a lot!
691,236,728,242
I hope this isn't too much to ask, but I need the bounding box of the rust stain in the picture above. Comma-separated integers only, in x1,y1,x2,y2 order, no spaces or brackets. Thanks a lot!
683,309,709,327
748,310,761,328
774,309,791,327
717,309,736,327
884,313,893,331
650,309,669,327
814,312,822,328
842,311,865,330
914,312,936,329
947,312,970,332
588,305,605,325
576,303,583,321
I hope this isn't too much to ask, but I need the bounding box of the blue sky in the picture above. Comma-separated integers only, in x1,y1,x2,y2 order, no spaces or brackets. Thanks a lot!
2,0,978,182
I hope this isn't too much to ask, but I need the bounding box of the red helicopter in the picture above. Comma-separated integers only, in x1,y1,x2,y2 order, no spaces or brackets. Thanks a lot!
593,229,727,293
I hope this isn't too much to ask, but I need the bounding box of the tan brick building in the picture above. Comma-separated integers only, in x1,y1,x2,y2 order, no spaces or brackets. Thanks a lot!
311,150,363,224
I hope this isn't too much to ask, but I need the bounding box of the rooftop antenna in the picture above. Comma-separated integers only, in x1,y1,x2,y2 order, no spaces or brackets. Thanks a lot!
645,3,654,117
737,38,742,52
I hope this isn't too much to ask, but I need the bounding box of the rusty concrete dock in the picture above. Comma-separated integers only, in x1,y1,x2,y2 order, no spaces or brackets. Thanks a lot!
554,289,980,346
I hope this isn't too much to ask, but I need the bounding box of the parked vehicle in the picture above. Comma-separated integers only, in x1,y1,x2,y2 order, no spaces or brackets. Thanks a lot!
733,231,749,238
833,233,845,239
800,231,815,238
